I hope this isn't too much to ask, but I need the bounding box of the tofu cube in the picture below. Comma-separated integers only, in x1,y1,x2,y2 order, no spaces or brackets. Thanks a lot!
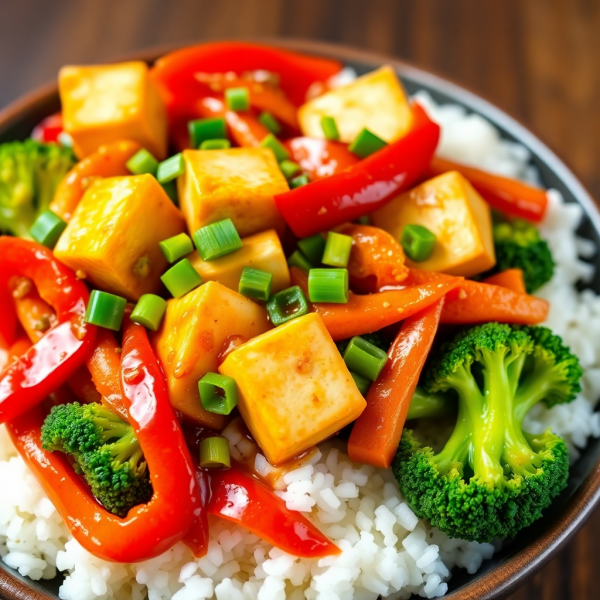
55,175,185,300
178,148,288,238
219,313,366,464
59,61,167,159
298,65,413,144
189,229,290,294
371,171,496,277
152,281,271,430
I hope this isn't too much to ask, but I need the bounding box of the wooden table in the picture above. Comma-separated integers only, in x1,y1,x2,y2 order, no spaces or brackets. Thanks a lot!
0,1,599,598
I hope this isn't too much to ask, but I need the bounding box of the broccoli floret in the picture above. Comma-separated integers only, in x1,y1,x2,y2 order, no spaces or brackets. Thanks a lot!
492,218,555,293
393,323,580,542
406,386,456,420
0,139,74,238
41,402,152,518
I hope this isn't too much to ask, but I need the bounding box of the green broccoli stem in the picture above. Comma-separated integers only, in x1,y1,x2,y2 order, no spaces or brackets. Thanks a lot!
432,399,471,475
107,429,144,469
407,386,457,420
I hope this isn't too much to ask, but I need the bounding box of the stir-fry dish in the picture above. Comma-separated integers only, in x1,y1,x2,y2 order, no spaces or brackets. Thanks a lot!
0,42,596,600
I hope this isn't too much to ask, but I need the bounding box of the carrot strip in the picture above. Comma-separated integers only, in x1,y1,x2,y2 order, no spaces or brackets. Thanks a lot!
428,157,548,222
348,298,444,468
482,269,527,294
49,140,142,221
290,267,461,341
441,279,548,325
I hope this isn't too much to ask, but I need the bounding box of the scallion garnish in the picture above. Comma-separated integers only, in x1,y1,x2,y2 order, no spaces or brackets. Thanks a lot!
239,267,272,301
320,116,340,141
130,294,167,331
343,336,388,382
308,268,349,303
260,133,289,162
188,117,228,148
126,148,159,176
156,153,185,184
225,87,250,112
266,286,309,326
258,111,281,135
84,290,127,331
193,218,243,261
287,250,312,272
199,436,231,468
348,128,387,158
298,234,326,266
401,224,437,262
322,231,353,268
29,210,67,249
161,259,202,298
159,233,194,264
198,373,238,415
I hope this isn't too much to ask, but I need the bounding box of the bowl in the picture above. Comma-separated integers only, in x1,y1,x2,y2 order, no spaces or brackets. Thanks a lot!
1,39,599,600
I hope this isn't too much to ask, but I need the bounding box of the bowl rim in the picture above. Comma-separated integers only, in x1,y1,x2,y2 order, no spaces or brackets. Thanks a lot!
1,37,599,600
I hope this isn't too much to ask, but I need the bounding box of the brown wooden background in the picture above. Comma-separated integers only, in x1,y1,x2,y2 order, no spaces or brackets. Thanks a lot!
1,0,599,598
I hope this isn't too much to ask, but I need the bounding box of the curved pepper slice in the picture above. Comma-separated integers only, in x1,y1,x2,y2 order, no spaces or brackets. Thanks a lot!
207,466,339,558
49,139,142,221
348,299,444,468
7,316,206,563
290,266,461,340
274,103,440,238
284,137,359,181
428,156,548,222
0,237,96,424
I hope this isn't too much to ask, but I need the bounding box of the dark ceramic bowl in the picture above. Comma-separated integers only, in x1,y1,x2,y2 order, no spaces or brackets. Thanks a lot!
1,39,599,600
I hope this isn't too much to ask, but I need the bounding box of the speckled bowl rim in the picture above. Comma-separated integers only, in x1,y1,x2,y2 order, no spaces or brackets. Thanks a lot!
1,38,599,600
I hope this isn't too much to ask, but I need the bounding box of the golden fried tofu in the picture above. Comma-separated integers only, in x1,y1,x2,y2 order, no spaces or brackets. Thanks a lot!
54,175,185,300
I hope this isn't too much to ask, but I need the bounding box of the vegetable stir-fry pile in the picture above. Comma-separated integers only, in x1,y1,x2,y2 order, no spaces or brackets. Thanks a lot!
0,42,582,564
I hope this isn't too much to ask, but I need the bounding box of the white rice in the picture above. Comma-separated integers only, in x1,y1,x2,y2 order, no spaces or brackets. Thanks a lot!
1,87,600,600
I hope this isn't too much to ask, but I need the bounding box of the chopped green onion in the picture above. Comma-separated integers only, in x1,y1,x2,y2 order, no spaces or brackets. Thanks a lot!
287,250,312,272
343,336,388,382
189,117,228,148
298,234,326,266
348,128,387,158
322,231,353,268
260,133,289,162
85,290,127,331
193,218,243,261
308,268,349,303
198,373,238,415
29,210,67,248
161,180,178,203
200,436,231,468
266,286,309,326
157,153,185,183
239,267,272,301
161,259,202,298
401,224,437,262
200,139,232,150
320,116,340,141
130,294,167,331
290,174,309,188
225,87,250,111
159,233,194,263
126,148,159,176
258,111,281,135
351,371,371,396
279,160,301,180
356,215,371,225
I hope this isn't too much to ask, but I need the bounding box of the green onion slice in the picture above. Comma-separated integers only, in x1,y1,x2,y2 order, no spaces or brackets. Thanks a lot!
85,290,127,331
193,218,243,261
157,153,185,184
200,436,231,468
239,267,272,301
308,268,349,303
322,231,353,268
348,128,387,158
130,294,167,331
287,250,312,272
351,371,371,396
189,117,228,148
290,174,309,188
126,148,159,176
279,160,301,180
200,139,232,150
320,116,340,141
266,286,309,326
260,133,289,163
198,373,238,415
161,258,202,298
343,336,388,382
298,234,326,266
225,87,250,111
29,210,67,249
159,233,194,264
401,224,437,262
258,111,281,135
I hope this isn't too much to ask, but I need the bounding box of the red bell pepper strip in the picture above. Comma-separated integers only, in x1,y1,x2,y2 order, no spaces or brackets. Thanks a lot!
151,42,342,109
7,316,206,563
0,237,96,424
207,466,339,558
482,269,527,294
284,137,359,181
337,223,409,293
275,103,440,237
428,157,548,222
31,112,63,144
290,266,461,340
441,279,548,325
348,299,444,468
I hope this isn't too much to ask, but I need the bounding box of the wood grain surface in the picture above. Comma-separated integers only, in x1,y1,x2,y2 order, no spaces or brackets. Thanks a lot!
0,1,599,598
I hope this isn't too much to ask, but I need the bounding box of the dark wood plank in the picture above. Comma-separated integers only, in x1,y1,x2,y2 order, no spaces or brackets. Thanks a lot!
0,1,599,598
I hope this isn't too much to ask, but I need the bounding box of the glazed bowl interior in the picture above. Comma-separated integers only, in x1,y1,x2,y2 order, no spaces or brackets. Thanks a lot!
1,39,599,600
